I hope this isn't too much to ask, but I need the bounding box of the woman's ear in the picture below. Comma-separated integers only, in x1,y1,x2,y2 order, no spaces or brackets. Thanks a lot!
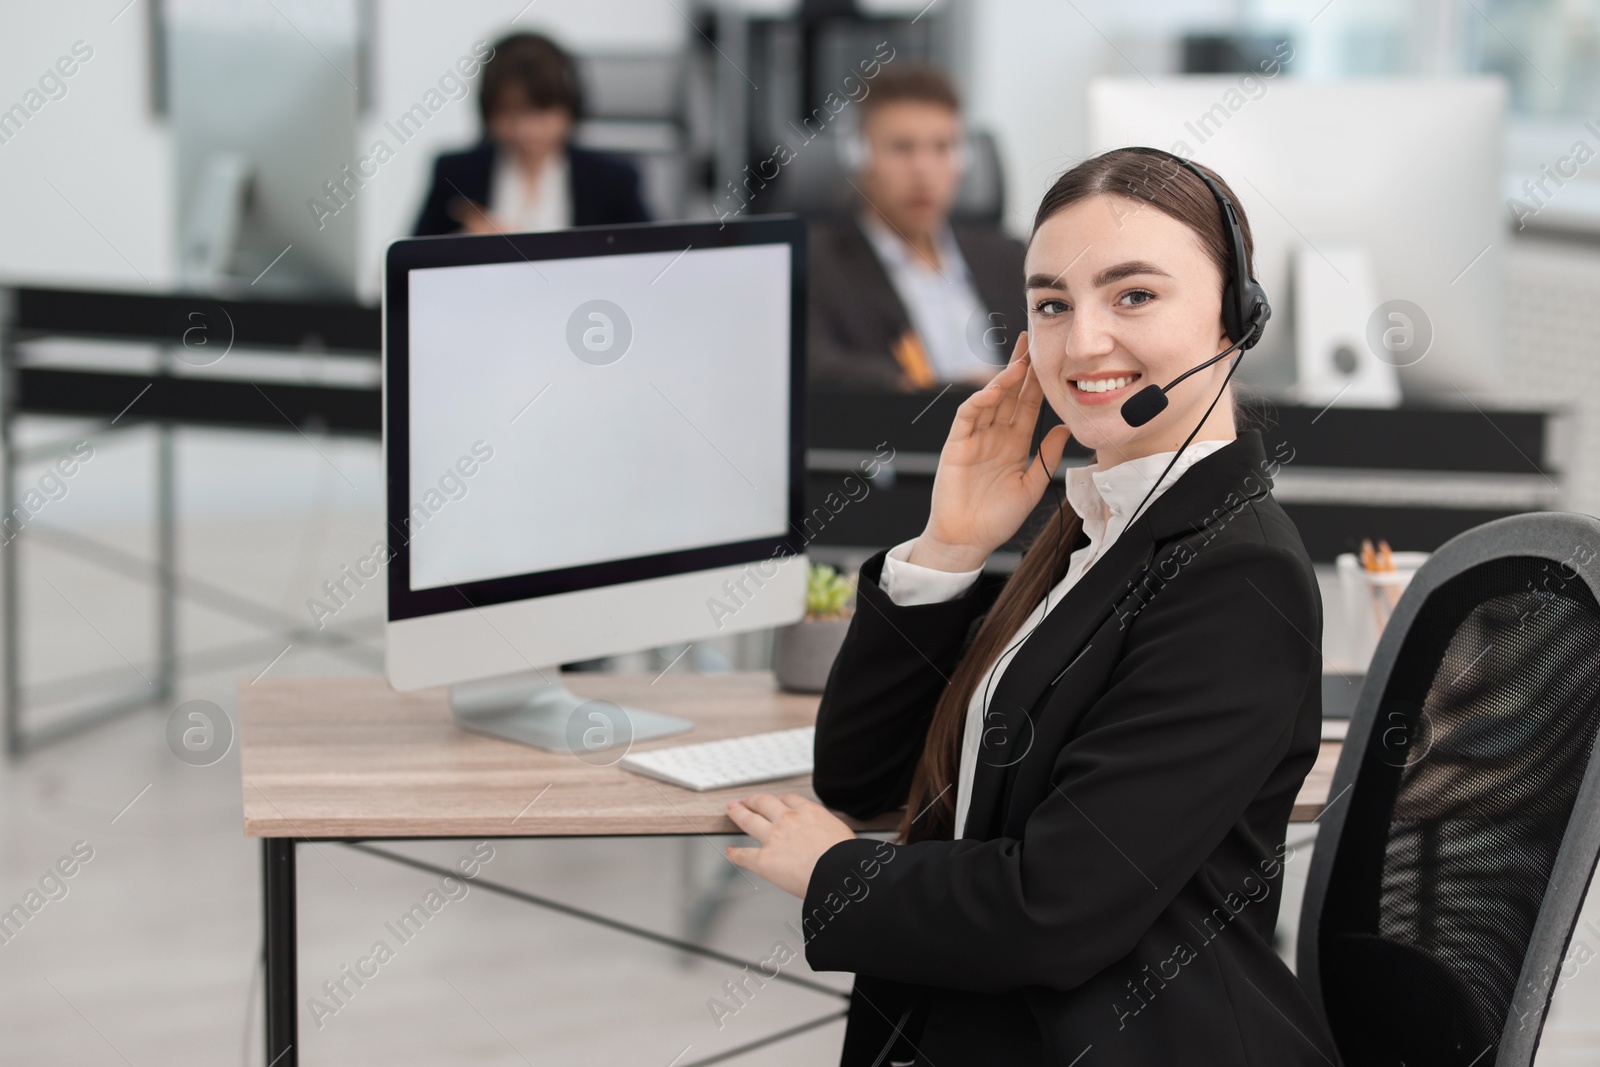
1214,316,1234,354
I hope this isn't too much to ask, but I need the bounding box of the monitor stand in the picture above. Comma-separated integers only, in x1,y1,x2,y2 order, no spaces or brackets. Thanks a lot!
448,668,694,753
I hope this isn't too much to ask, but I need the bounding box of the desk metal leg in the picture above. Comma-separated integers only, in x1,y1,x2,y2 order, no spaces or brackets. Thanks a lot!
154,419,176,703
680,842,742,956
2,294,20,758
263,839,298,1066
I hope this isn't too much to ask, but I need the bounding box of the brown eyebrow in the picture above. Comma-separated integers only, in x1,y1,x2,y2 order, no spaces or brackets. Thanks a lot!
1025,260,1171,291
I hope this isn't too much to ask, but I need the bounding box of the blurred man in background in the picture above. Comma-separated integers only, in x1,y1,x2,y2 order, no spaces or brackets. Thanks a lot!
808,64,1025,391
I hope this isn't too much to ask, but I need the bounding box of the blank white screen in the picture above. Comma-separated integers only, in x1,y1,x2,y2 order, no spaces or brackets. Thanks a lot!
406,243,792,592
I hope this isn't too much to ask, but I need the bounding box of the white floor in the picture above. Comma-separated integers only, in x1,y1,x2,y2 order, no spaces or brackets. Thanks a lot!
0,422,1596,1065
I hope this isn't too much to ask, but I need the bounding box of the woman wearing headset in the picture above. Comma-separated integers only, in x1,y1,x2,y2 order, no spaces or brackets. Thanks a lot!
724,147,1340,1065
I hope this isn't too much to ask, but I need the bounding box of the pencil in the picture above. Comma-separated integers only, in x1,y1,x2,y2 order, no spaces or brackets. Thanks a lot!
1377,540,1401,610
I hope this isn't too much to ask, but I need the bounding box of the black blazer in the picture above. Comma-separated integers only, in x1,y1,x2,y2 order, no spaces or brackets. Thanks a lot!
808,218,1026,390
804,431,1341,1065
411,141,651,237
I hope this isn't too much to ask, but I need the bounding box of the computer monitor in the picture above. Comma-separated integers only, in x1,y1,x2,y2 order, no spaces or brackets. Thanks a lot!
384,218,809,751
1088,77,1507,400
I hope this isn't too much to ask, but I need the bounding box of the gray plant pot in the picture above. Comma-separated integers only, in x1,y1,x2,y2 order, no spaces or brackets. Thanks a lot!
771,617,852,694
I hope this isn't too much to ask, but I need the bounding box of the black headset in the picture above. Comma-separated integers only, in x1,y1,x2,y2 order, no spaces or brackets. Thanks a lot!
1114,150,1272,537
1179,153,1271,352
1119,149,1272,430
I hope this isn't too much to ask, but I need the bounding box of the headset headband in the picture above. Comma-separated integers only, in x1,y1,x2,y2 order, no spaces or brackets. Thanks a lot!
1148,149,1271,350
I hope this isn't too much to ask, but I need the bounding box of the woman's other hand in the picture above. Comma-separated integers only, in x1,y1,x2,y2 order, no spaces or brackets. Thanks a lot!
724,793,857,898
911,332,1072,573
449,197,512,235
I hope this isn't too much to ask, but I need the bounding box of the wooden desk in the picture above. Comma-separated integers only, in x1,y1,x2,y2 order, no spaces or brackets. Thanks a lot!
242,672,898,840
239,671,1342,1066
241,671,1340,833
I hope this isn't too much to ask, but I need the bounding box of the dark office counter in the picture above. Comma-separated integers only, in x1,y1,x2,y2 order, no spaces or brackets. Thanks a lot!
1,285,382,436
804,387,1560,565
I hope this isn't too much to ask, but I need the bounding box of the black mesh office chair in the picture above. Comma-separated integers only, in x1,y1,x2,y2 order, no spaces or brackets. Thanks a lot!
1299,512,1600,1067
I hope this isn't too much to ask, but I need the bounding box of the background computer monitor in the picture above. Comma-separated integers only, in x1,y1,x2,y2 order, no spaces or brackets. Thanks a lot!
1088,77,1507,401
384,218,808,749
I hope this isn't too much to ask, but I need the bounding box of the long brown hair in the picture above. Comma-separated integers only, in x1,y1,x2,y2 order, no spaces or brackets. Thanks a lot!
895,148,1259,843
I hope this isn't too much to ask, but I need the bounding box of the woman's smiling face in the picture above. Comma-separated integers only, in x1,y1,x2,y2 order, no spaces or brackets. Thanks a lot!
1023,193,1238,462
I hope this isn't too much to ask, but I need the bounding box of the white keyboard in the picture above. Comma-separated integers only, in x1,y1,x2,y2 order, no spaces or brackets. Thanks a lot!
619,726,815,791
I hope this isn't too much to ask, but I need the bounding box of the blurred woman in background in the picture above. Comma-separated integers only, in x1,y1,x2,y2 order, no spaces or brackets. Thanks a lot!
412,31,650,236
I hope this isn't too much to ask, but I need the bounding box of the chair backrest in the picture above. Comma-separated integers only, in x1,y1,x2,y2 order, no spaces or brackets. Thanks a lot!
765,129,1006,226
575,53,685,122
1299,512,1600,1067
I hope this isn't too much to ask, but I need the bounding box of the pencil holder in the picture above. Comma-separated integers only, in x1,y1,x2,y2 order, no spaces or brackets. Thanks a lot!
1335,551,1429,669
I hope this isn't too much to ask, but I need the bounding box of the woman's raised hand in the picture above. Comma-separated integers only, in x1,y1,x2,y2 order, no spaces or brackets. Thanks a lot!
910,333,1072,573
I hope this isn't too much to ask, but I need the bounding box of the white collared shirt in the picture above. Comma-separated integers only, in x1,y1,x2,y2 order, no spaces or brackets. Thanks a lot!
880,438,1234,839
858,211,1001,381
488,149,572,233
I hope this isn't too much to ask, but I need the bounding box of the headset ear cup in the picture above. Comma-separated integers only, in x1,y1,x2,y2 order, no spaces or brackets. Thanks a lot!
1241,279,1271,349
841,134,866,172
1169,149,1271,350
1221,279,1243,347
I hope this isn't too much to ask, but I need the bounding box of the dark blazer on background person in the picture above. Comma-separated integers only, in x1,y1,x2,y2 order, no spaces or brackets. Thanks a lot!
804,430,1340,1066
411,140,651,237
807,218,1026,391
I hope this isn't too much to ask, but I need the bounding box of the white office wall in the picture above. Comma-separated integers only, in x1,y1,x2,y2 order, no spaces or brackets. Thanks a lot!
0,1,172,290
963,0,1244,238
965,2,1104,239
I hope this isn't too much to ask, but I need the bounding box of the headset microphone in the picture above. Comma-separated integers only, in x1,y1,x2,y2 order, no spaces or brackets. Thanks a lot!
1120,337,1248,428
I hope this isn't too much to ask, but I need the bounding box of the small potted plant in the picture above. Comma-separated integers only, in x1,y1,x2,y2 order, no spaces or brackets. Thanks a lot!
771,563,856,693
